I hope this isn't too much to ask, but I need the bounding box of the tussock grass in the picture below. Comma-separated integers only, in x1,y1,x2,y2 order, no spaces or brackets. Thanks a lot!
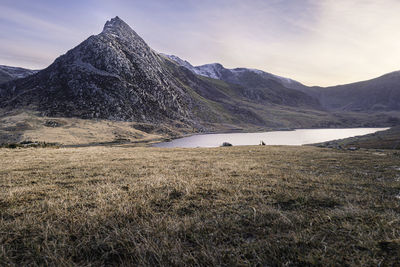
0,146,399,265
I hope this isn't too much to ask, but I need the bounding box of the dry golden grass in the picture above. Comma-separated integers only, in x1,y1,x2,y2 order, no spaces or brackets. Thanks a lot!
0,110,182,146
0,145,399,265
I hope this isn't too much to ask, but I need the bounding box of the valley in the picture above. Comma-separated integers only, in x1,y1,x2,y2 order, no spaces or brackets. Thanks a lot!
0,14,399,266
1,16,400,146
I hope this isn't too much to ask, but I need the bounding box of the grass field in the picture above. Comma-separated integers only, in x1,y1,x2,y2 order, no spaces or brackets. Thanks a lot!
1,145,400,265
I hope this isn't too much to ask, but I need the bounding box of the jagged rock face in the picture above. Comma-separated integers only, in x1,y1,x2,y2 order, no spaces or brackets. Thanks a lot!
3,17,398,130
0,17,193,123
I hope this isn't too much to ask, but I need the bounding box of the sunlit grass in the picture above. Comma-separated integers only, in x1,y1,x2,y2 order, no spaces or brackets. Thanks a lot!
0,146,399,265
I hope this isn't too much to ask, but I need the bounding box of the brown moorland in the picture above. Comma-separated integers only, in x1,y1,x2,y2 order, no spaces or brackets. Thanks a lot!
0,145,399,265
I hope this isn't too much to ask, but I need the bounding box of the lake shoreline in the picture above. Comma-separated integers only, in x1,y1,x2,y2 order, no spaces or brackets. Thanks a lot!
153,127,391,148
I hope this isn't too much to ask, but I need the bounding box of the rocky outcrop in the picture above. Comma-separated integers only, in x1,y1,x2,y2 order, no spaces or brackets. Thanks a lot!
0,17,196,124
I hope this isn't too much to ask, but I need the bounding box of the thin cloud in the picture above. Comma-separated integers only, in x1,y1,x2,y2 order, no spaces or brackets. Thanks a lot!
1,0,400,86
0,5,76,37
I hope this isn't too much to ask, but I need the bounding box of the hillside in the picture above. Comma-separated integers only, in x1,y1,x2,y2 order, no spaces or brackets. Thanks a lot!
313,126,400,150
2,16,390,141
0,65,37,84
1,17,399,147
0,17,327,133
0,109,193,146
167,55,400,114
162,54,307,91
0,17,201,127
304,72,400,112
283,72,400,112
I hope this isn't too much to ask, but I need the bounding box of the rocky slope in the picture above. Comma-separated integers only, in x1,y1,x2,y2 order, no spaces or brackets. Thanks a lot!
162,54,307,90
166,55,400,113
0,17,329,131
162,55,321,109
1,17,399,134
0,17,200,125
0,65,37,84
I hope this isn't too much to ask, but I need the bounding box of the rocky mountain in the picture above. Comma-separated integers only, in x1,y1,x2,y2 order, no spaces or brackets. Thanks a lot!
162,54,306,90
0,65,38,84
162,55,320,109
0,17,199,124
1,17,399,132
166,54,400,113
0,16,329,130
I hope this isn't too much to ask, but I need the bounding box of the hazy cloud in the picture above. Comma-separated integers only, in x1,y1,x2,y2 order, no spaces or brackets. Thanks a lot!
1,0,400,86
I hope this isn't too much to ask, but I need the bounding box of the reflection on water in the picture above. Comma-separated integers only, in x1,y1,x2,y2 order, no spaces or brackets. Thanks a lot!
153,128,389,148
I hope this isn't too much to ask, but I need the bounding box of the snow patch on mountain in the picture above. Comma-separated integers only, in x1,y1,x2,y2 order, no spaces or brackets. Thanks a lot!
193,63,224,79
164,54,303,89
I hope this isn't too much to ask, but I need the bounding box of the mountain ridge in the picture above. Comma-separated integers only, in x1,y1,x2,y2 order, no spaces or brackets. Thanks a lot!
1,16,399,135
162,54,306,90
164,54,400,112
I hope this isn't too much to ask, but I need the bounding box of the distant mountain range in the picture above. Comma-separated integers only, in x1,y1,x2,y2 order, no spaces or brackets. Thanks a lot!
304,72,400,111
163,54,400,113
160,54,306,90
1,16,399,131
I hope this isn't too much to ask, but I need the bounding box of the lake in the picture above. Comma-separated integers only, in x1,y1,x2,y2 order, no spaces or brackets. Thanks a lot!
153,128,389,148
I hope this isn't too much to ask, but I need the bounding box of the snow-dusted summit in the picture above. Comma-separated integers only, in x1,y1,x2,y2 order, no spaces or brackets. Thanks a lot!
163,54,306,90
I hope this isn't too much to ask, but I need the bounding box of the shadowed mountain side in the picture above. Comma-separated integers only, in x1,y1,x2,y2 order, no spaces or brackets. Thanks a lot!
0,17,335,132
0,17,198,126
293,72,400,112
0,65,38,84
166,54,400,114
1,17,400,136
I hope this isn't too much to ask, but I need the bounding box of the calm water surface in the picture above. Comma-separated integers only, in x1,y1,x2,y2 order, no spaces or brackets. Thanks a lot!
153,128,389,148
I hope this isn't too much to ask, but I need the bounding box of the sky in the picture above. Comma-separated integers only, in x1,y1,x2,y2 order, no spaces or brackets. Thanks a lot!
1,0,400,86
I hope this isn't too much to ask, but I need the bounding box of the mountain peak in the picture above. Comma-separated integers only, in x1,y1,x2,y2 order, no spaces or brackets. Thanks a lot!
102,16,131,34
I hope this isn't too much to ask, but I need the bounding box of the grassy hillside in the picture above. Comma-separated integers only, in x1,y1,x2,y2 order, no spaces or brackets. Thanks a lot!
313,126,400,149
1,107,400,146
298,72,400,112
195,76,400,129
0,146,399,265
0,109,193,146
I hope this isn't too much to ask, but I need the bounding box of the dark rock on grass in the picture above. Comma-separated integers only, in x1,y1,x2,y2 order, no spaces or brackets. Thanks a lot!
0,141,59,148
347,146,359,151
221,142,233,147
378,239,400,252
44,120,63,127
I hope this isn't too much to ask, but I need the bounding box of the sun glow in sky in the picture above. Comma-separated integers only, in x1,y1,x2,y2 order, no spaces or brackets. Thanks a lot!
1,0,400,86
